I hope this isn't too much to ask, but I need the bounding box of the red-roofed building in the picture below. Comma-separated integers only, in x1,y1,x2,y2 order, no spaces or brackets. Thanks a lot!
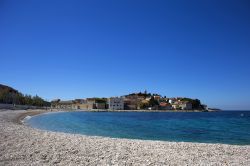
159,102,172,110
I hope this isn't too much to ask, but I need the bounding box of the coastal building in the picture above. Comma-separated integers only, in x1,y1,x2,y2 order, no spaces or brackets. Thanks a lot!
73,103,94,110
168,98,178,104
95,103,106,109
172,102,181,110
54,100,75,109
74,99,86,104
148,105,159,110
51,98,107,110
80,98,107,110
159,102,172,110
153,95,161,101
172,104,177,110
179,101,192,110
123,95,144,110
168,99,173,104
108,97,124,110
51,99,60,108
50,93,202,111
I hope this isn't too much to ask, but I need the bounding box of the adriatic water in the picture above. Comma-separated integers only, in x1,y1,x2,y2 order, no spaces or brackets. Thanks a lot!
26,111,250,145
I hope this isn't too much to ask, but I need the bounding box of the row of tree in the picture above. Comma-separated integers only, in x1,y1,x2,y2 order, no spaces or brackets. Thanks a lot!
128,91,161,98
0,84,50,107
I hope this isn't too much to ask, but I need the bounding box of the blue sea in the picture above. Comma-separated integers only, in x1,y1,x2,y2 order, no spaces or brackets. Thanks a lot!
26,111,250,145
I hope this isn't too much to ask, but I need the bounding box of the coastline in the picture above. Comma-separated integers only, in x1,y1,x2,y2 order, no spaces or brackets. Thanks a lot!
13,110,49,124
49,108,211,112
13,109,208,128
1,110,249,165
12,108,217,126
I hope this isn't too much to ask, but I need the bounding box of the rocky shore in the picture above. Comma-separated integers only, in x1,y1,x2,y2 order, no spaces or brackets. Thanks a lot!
0,110,249,165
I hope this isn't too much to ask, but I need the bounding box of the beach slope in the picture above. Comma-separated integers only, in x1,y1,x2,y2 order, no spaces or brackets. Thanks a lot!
0,110,249,165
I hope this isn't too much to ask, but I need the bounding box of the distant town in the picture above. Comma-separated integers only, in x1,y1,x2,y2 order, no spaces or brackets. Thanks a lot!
0,84,215,111
51,91,209,111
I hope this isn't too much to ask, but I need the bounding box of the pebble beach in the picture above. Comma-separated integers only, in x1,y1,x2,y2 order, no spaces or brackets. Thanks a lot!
0,110,249,166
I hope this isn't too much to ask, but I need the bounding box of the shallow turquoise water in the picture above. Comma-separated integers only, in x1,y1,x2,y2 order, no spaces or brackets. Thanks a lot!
26,111,250,145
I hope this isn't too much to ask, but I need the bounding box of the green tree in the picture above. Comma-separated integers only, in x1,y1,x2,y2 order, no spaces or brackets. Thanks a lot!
0,84,51,107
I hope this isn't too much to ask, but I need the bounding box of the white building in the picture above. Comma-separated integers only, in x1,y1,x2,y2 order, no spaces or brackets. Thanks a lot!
108,97,124,110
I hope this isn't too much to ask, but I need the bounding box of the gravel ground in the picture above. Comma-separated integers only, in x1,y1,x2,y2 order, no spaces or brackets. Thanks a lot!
0,110,249,166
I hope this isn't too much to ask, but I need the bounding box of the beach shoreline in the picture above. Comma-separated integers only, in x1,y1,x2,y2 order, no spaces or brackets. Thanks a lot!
13,110,49,125
13,109,209,124
0,109,249,165
13,108,215,126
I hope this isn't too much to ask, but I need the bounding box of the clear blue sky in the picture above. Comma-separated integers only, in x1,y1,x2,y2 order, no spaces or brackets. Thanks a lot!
1,0,250,110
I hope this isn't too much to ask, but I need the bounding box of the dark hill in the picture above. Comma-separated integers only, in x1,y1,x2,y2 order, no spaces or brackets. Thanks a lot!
0,84,50,107
0,84,19,94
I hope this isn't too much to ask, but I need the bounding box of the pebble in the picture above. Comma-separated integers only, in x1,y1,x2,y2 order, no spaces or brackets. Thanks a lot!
0,110,250,166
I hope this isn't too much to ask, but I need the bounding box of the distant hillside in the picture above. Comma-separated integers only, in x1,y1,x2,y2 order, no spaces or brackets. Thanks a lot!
0,84,19,94
0,84,50,107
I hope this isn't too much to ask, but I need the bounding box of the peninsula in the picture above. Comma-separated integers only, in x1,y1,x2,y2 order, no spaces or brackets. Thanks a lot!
0,84,209,111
